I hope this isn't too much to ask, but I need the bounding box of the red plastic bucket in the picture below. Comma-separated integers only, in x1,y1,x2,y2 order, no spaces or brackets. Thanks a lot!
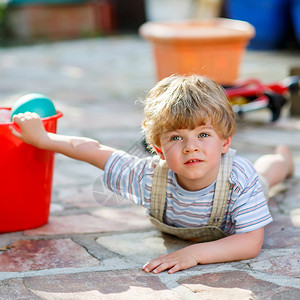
0,108,62,233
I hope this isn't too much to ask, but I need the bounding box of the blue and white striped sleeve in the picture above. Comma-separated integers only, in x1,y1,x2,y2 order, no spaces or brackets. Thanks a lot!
103,150,152,206
230,156,273,234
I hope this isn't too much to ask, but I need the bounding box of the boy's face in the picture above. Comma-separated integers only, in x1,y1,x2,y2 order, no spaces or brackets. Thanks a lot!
154,121,232,192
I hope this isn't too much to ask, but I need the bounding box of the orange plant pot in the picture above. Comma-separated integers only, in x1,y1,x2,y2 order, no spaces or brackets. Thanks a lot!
139,18,255,85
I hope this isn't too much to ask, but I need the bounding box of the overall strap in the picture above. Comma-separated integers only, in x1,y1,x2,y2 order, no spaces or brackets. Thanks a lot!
207,148,236,227
150,158,169,222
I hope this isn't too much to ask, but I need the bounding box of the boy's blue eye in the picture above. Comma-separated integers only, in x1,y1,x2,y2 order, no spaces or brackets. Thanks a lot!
171,135,182,141
199,133,209,138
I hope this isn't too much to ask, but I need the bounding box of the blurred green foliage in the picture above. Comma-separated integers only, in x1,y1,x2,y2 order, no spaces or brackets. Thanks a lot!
0,2,12,44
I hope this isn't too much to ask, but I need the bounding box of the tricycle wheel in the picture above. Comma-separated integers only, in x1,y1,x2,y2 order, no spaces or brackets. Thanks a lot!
265,92,287,122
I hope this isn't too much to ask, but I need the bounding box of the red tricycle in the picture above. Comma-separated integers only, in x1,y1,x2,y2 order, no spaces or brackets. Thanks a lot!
225,76,300,121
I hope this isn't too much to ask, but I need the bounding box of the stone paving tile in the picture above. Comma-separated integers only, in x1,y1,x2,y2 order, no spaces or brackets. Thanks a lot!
180,282,256,299
58,185,100,209
0,270,180,300
291,208,300,227
0,278,40,300
52,156,101,187
91,206,154,229
96,230,194,265
24,208,153,236
24,214,116,236
0,231,24,249
179,271,300,299
50,203,65,213
268,182,300,213
91,175,132,208
233,120,300,149
249,252,300,278
263,217,300,248
262,186,300,248
0,239,99,272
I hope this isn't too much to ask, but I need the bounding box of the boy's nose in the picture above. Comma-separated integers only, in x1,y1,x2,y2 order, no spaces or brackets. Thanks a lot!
183,139,200,153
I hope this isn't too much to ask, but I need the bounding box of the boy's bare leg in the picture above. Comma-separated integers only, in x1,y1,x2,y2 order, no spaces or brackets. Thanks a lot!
254,145,295,188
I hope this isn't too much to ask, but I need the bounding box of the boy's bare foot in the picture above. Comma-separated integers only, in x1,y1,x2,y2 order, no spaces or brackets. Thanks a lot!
275,145,295,178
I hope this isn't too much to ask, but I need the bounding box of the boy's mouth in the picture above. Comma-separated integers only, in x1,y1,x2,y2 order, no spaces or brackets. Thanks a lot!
184,159,202,165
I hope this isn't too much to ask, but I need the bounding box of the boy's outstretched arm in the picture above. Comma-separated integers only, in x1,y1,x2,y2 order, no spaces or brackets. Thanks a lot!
143,227,264,274
10,112,115,170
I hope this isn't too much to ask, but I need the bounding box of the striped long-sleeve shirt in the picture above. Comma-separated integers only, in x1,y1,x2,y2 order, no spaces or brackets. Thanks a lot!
104,150,273,235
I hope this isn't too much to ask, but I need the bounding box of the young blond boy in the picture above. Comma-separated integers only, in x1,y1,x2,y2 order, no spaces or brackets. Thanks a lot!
11,75,294,274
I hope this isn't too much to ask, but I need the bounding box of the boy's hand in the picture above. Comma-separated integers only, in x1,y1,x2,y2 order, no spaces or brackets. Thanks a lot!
142,246,198,274
10,112,48,148
142,228,264,274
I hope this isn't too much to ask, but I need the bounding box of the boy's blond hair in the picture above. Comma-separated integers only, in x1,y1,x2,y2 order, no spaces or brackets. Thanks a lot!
142,74,236,147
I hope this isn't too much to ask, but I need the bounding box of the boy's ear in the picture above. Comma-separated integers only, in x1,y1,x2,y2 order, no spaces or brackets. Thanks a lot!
222,136,233,154
152,145,165,160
